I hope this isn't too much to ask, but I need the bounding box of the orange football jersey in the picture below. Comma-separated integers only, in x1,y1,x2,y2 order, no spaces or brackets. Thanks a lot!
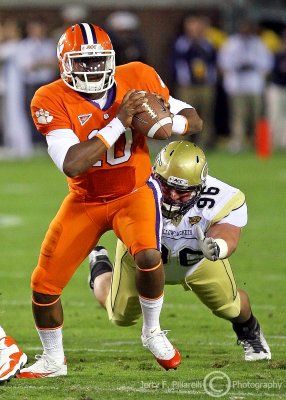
31,62,169,200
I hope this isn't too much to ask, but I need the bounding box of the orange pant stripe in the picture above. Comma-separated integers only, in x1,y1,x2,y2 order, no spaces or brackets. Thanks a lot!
136,261,161,272
32,297,60,307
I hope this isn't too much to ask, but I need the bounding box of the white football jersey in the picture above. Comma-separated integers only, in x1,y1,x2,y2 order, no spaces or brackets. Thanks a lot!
161,175,247,284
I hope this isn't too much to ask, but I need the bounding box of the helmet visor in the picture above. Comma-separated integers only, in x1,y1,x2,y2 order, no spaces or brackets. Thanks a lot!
72,55,110,73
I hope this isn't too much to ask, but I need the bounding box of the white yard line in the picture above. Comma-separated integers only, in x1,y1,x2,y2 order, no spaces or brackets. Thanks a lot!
0,183,34,194
0,214,23,228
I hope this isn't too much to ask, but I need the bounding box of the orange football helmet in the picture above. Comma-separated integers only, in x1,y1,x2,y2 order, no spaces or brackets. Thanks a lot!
57,23,115,94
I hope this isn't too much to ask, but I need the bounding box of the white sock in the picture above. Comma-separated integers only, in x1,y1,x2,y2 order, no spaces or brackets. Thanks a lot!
0,326,6,338
139,294,164,337
37,327,65,364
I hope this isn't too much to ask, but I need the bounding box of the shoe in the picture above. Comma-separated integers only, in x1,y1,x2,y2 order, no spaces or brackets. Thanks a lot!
0,336,28,383
88,245,113,290
17,353,67,378
141,328,181,370
236,322,271,361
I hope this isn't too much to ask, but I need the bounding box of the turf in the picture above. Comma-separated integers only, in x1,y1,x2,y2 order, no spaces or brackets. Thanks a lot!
0,149,285,399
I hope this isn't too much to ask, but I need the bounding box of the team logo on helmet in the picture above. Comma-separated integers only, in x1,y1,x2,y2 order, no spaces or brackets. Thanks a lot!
154,152,163,167
201,162,208,182
57,33,66,60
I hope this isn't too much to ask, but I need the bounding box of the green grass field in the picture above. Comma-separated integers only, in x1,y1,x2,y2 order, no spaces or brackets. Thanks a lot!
0,148,285,399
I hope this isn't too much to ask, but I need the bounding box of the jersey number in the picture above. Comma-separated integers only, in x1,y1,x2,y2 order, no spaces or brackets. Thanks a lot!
88,130,132,166
161,244,203,266
197,187,220,209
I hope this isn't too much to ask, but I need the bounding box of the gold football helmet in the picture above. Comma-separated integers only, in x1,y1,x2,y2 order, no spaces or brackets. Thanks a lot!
153,141,208,218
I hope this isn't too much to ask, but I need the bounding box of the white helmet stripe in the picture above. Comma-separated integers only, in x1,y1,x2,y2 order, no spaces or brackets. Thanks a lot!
81,23,95,44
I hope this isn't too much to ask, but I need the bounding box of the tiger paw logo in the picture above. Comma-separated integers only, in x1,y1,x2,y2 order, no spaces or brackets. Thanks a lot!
35,109,53,124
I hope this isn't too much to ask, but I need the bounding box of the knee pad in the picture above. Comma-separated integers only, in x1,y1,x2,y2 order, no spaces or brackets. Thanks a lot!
212,294,241,320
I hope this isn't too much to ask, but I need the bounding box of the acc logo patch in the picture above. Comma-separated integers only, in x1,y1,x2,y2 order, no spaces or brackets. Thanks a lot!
189,216,201,225
35,109,53,124
78,114,92,126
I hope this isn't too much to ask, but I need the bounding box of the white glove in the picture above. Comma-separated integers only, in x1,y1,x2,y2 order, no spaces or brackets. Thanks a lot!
194,224,220,261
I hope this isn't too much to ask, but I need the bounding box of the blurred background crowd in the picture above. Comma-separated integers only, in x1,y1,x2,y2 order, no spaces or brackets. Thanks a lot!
0,0,286,158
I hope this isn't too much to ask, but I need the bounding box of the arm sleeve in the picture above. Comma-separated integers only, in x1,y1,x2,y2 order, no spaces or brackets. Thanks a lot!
46,129,80,172
169,96,194,115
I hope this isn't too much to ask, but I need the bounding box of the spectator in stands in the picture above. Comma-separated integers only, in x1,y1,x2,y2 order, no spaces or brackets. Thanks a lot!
267,28,286,150
105,11,147,65
52,4,89,43
0,19,33,158
171,15,217,148
218,19,273,153
16,18,57,148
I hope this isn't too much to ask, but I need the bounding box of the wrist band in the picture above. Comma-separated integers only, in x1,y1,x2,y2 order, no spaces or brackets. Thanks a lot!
172,114,188,135
95,117,125,148
214,239,228,259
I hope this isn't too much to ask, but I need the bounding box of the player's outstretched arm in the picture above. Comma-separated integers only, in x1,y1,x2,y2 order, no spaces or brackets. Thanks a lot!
207,223,241,257
195,224,220,261
195,223,240,261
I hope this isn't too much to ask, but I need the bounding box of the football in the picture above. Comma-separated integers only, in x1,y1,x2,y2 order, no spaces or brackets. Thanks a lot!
132,92,172,139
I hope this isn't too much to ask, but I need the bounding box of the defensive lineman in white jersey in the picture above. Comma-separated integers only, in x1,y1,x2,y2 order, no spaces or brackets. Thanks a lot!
161,174,246,284
88,141,271,363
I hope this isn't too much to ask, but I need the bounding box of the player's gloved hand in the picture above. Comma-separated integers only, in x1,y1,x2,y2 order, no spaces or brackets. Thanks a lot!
194,224,220,261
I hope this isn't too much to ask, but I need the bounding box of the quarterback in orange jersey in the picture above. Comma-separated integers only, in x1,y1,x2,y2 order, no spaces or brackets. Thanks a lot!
18,23,202,378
